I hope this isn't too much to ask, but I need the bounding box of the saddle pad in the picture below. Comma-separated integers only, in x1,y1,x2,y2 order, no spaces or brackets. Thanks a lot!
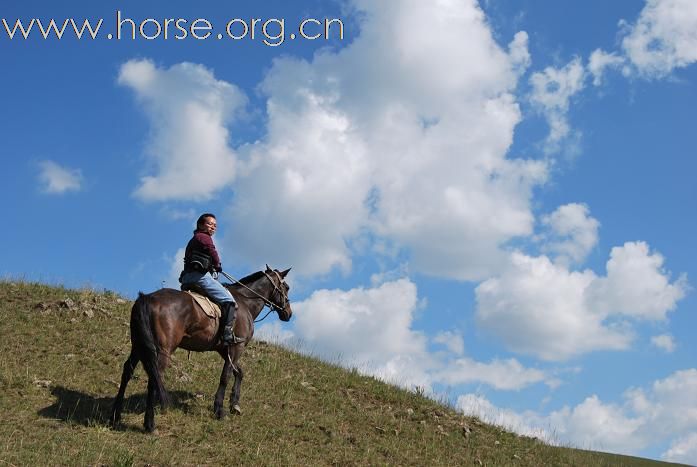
185,290,221,319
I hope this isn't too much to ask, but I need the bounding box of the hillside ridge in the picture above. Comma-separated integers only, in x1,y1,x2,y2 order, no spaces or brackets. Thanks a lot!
0,281,687,466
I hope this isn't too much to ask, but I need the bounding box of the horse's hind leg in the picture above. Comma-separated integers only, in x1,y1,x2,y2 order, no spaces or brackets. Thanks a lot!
111,351,139,427
144,350,171,433
229,365,244,415
144,379,157,433
157,351,171,410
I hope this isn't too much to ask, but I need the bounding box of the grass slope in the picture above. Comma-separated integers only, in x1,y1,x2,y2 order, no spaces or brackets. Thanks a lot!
0,281,688,466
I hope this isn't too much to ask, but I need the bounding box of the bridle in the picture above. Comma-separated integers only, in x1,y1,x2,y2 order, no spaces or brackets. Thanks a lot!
219,270,290,322
263,269,290,314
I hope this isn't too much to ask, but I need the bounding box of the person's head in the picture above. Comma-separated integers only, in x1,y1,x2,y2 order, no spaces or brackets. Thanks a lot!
196,213,217,236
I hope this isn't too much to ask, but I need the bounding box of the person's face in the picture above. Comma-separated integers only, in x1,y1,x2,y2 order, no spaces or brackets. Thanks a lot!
200,217,217,236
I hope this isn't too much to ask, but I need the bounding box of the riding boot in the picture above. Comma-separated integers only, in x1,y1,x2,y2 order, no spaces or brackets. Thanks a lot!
222,302,243,345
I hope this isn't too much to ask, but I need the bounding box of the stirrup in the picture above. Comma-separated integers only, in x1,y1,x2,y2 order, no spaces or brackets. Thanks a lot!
223,327,244,345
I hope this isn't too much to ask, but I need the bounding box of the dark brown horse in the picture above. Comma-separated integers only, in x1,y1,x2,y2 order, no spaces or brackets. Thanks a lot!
110,265,292,432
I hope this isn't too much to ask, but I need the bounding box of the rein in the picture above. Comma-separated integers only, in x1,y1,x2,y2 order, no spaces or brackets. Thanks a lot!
218,270,288,323
253,308,275,323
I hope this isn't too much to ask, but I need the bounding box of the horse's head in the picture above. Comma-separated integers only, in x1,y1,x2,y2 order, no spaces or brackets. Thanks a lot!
265,264,293,322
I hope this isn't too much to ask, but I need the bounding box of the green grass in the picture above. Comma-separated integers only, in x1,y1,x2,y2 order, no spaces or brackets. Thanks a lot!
0,280,688,466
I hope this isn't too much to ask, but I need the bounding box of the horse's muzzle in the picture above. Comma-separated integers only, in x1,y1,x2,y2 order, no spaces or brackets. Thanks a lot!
278,303,293,322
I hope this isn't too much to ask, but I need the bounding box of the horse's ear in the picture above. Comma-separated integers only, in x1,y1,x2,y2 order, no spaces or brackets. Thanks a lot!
280,267,291,278
265,263,271,271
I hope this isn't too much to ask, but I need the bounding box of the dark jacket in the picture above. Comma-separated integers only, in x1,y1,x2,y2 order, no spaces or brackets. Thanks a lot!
183,230,222,273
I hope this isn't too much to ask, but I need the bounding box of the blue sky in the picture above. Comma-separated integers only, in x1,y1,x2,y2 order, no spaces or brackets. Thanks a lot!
2,0,696,462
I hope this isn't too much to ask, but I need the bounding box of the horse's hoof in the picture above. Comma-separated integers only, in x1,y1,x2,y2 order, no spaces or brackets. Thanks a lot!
231,404,242,415
215,409,226,420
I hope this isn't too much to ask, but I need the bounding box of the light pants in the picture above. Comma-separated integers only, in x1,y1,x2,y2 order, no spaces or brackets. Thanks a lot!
179,271,234,305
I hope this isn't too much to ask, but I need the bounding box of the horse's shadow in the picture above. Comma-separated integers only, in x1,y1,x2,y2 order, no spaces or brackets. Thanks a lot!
38,385,198,430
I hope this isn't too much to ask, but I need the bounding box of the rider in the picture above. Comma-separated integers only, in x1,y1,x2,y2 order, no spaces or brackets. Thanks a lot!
179,213,243,345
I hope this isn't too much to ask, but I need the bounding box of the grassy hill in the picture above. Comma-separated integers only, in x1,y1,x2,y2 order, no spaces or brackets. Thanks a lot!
0,281,688,466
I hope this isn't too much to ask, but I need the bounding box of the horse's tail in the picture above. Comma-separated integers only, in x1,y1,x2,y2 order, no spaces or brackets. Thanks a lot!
131,293,170,407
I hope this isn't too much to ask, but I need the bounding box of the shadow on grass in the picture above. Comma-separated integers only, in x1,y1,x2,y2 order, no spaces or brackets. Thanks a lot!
38,385,199,429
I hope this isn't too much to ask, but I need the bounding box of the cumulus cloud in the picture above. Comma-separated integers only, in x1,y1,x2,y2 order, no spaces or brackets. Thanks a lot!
160,207,196,221
218,0,547,280
476,242,687,360
258,278,551,392
222,94,372,277
663,432,697,464
164,247,185,289
509,31,532,76
37,160,83,194
621,0,697,78
458,369,697,462
434,357,549,391
283,278,431,387
253,320,297,345
540,203,599,266
456,394,549,439
433,331,465,356
642,369,697,435
587,242,688,321
118,59,247,201
476,252,629,360
651,334,676,352
529,58,586,154
549,395,647,452
291,279,423,364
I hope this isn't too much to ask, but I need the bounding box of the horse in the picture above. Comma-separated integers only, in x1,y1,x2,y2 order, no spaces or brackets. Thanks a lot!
110,265,292,433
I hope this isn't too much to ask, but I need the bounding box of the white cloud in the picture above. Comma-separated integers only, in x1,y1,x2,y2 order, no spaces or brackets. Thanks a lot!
118,59,247,201
164,247,185,289
549,395,647,452
476,242,687,361
663,432,697,464
529,58,586,154
476,252,629,361
587,242,688,321
456,394,549,439
588,49,625,86
288,278,430,387
509,31,531,76
218,0,547,280
222,94,372,277
621,0,697,78
261,278,550,392
540,203,599,266
253,320,297,345
435,357,549,391
37,160,83,194
458,369,697,462
433,331,465,356
645,369,697,435
160,207,196,221
651,334,676,352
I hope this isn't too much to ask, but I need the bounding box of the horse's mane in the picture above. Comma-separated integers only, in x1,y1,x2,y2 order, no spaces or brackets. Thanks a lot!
225,270,266,290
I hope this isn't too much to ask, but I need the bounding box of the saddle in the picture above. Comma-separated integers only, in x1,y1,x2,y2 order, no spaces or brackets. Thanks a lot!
181,284,221,319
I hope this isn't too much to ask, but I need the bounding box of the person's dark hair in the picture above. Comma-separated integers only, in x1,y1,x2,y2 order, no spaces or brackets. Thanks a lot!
196,213,216,229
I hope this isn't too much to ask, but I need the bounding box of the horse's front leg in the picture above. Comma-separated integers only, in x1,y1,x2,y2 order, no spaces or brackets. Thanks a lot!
230,364,244,415
213,356,233,419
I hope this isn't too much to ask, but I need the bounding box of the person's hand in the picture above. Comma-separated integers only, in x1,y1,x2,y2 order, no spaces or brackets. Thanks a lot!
215,264,223,272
